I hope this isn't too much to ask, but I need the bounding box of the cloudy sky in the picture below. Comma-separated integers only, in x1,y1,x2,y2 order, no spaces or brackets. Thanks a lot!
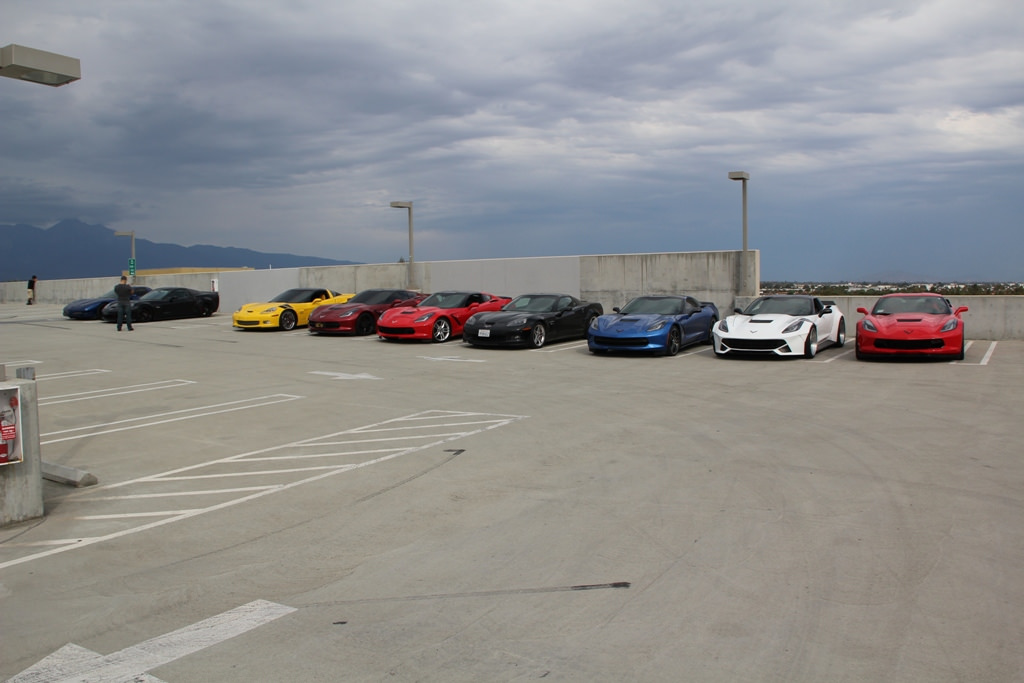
3,0,1022,281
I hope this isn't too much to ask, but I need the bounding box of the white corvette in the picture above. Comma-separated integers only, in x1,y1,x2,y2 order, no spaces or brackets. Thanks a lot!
713,295,846,358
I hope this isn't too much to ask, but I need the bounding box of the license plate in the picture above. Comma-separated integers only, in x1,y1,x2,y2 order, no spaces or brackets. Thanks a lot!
478,329,490,338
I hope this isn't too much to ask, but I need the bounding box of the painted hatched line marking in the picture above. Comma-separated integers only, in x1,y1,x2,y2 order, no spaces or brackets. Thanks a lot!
0,410,526,570
40,379,195,405
40,394,303,444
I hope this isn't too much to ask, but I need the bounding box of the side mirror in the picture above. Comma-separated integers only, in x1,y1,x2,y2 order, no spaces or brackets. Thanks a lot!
856,307,869,315
955,306,969,315
733,308,743,314
612,307,621,313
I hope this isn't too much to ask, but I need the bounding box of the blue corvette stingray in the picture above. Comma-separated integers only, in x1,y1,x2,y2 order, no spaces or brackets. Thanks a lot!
588,295,719,356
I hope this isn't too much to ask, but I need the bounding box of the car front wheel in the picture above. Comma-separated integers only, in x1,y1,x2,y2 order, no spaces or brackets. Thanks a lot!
431,318,451,343
356,314,376,335
835,318,846,347
279,310,297,331
529,323,546,348
665,326,682,356
803,326,818,358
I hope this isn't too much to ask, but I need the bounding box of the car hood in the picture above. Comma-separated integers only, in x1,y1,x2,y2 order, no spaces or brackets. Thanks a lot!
380,305,439,322
592,313,667,334
311,302,363,317
723,313,807,336
471,311,538,325
238,301,295,313
66,297,113,310
865,313,953,333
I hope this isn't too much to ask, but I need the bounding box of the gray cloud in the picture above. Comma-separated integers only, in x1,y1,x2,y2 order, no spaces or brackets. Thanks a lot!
3,0,1022,280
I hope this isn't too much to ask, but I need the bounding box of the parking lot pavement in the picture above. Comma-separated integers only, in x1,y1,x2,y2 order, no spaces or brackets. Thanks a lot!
2,304,1023,682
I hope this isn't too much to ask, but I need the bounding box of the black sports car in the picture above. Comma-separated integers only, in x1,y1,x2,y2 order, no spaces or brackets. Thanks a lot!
463,293,603,348
63,286,151,320
100,287,220,323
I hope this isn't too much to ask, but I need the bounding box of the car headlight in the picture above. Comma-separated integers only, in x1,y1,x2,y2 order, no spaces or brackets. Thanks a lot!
337,309,356,318
782,319,806,334
940,318,958,332
508,316,527,327
718,318,729,333
647,319,667,332
414,312,435,323
589,316,600,330
861,319,877,332
260,306,280,315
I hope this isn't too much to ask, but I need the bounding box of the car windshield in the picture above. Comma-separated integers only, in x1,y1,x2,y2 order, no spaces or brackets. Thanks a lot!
420,292,473,309
503,295,558,313
140,289,175,301
272,289,324,304
743,297,813,316
619,297,682,315
872,296,951,315
350,290,398,305
97,289,117,299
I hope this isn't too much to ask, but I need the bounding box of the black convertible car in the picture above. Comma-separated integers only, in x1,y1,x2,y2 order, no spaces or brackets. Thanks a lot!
101,287,220,323
463,293,603,348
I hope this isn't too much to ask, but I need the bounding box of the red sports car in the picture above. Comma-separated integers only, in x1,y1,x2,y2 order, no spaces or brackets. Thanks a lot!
308,288,427,335
377,291,510,342
856,293,968,360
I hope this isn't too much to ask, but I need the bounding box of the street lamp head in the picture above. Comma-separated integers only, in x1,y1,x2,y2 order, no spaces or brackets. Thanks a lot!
1,44,81,86
390,201,413,209
728,171,750,181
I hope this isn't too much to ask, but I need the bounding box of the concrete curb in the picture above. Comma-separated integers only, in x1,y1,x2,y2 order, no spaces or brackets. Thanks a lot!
42,461,98,487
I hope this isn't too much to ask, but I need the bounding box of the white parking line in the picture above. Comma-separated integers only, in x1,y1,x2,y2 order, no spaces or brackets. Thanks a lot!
40,379,196,405
1,410,526,570
11,600,296,683
40,394,303,444
35,368,111,381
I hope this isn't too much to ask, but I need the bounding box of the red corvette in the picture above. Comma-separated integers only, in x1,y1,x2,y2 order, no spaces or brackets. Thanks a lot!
377,291,510,342
856,293,968,360
308,288,427,335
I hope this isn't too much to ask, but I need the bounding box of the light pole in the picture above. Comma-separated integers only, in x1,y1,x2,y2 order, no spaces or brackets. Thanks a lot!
1,44,80,86
727,171,749,252
390,201,415,290
114,231,136,280
728,171,751,295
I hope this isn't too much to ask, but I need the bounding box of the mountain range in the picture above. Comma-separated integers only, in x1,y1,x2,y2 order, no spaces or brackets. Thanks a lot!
2,219,359,281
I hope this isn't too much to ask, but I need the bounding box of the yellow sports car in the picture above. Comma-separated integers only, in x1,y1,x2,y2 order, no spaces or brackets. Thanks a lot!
232,288,354,330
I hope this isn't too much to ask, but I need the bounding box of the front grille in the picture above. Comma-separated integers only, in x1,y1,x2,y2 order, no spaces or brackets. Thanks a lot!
722,337,785,351
311,321,339,329
378,326,415,335
593,336,647,347
236,320,260,327
876,338,944,350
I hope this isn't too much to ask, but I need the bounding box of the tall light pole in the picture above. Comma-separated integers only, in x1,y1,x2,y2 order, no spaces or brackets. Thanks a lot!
728,171,751,296
114,231,136,280
727,171,749,252
390,201,415,289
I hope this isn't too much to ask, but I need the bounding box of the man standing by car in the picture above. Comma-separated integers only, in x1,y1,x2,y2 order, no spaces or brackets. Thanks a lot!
114,275,134,331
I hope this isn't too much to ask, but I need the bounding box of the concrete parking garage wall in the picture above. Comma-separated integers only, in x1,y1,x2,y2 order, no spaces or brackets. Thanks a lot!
5,250,1023,338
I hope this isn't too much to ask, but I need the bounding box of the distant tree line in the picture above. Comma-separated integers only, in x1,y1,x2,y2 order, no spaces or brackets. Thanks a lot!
762,282,1024,296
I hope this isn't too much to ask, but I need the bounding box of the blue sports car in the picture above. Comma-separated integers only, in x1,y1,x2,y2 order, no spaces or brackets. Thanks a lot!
62,286,151,320
588,295,719,356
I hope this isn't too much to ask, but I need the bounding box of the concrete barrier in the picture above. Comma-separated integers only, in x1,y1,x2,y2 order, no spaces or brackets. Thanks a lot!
4,251,1022,338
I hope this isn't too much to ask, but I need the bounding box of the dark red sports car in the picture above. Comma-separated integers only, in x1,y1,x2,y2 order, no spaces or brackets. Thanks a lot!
308,289,427,335
377,291,511,342
856,293,968,360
